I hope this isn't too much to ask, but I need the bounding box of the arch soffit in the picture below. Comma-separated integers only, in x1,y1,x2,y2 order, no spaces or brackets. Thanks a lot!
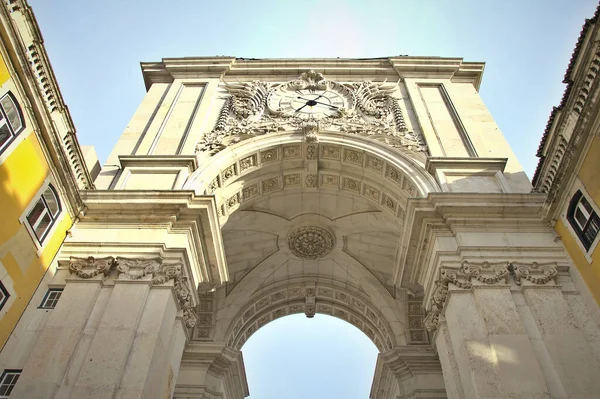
184,132,441,223
219,278,402,352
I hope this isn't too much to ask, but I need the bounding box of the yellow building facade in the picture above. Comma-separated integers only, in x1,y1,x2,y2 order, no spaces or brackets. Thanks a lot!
534,6,600,304
0,1,94,351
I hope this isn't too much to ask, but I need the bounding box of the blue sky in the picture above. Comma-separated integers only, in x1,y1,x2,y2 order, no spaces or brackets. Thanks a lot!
26,1,599,398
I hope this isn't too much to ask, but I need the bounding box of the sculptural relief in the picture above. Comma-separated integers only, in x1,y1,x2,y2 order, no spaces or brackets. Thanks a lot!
197,70,427,155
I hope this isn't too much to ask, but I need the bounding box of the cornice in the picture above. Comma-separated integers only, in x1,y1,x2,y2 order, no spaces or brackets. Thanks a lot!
0,1,94,213
118,154,197,172
80,190,229,287
140,56,485,90
395,193,548,287
533,4,600,190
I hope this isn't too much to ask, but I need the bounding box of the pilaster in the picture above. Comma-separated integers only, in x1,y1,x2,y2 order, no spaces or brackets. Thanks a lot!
370,346,446,399
10,255,200,399
425,260,600,399
174,342,249,399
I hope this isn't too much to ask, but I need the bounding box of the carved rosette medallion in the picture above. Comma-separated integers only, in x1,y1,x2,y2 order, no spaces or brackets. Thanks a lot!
287,226,334,260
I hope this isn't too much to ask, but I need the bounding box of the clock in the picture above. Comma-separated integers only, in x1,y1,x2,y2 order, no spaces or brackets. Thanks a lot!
268,88,346,119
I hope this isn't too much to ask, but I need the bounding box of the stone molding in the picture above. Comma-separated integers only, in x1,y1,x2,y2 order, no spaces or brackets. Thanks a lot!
76,190,228,288
370,346,446,399
141,56,484,91
69,256,198,328
222,281,396,351
423,260,558,332
397,193,549,288
177,343,249,399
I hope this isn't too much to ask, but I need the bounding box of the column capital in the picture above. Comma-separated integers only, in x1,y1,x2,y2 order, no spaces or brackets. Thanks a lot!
424,260,559,332
68,255,198,328
68,256,116,279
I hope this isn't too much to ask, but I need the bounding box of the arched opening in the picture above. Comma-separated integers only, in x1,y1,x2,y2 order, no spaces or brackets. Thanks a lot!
241,313,378,399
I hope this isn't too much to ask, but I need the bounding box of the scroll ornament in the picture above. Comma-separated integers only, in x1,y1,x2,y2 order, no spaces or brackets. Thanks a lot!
68,256,198,328
196,71,427,155
69,256,116,279
423,261,558,332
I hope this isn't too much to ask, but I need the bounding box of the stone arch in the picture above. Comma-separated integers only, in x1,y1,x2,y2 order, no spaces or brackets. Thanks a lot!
184,131,441,225
222,279,398,352
186,131,434,363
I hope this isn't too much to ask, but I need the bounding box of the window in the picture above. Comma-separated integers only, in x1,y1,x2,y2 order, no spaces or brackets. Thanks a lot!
0,370,20,398
0,92,25,154
39,288,62,309
567,190,600,250
0,281,8,311
26,184,61,243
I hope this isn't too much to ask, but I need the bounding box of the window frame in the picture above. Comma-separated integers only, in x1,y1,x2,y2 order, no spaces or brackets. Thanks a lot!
0,281,8,312
567,190,600,251
0,369,21,398
38,288,63,309
25,183,61,244
0,91,25,156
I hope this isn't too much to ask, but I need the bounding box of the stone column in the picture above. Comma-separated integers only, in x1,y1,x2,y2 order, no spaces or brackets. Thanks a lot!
514,262,600,398
174,342,248,399
10,257,114,399
370,347,447,399
11,256,198,399
425,261,550,399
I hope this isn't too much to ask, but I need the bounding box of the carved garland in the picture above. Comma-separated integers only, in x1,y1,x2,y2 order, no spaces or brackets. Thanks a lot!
423,261,558,332
69,256,198,328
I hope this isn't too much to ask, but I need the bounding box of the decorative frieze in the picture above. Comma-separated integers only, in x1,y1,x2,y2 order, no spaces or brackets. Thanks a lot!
385,165,403,186
284,173,301,187
364,184,381,201
70,256,198,328
305,173,317,188
321,174,339,187
69,256,116,279
382,194,397,213
242,182,260,201
424,261,559,332
367,156,384,174
344,149,363,166
239,154,257,171
261,177,281,193
342,177,361,193
306,145,318,160
221,164,237,183
116,257,162,280
227,282,395,352
195,291,215,340
260,148,278,163
322,145,341,160
509,261,558,285
283,145,301,159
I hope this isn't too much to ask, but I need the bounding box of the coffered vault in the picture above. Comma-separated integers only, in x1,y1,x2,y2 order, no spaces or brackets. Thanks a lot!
4,55,600,399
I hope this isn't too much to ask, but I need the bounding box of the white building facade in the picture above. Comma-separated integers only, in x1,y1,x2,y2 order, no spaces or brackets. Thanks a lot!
3,57,600,399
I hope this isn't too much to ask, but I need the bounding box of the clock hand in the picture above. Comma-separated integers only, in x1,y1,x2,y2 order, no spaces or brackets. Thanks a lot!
309,100,340,109
295,103,309,112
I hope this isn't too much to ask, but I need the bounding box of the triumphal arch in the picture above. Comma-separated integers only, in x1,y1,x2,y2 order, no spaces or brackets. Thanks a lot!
8,57,600,398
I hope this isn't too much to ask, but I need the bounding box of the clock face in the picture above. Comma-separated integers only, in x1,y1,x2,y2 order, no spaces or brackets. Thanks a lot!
268,89,346,119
